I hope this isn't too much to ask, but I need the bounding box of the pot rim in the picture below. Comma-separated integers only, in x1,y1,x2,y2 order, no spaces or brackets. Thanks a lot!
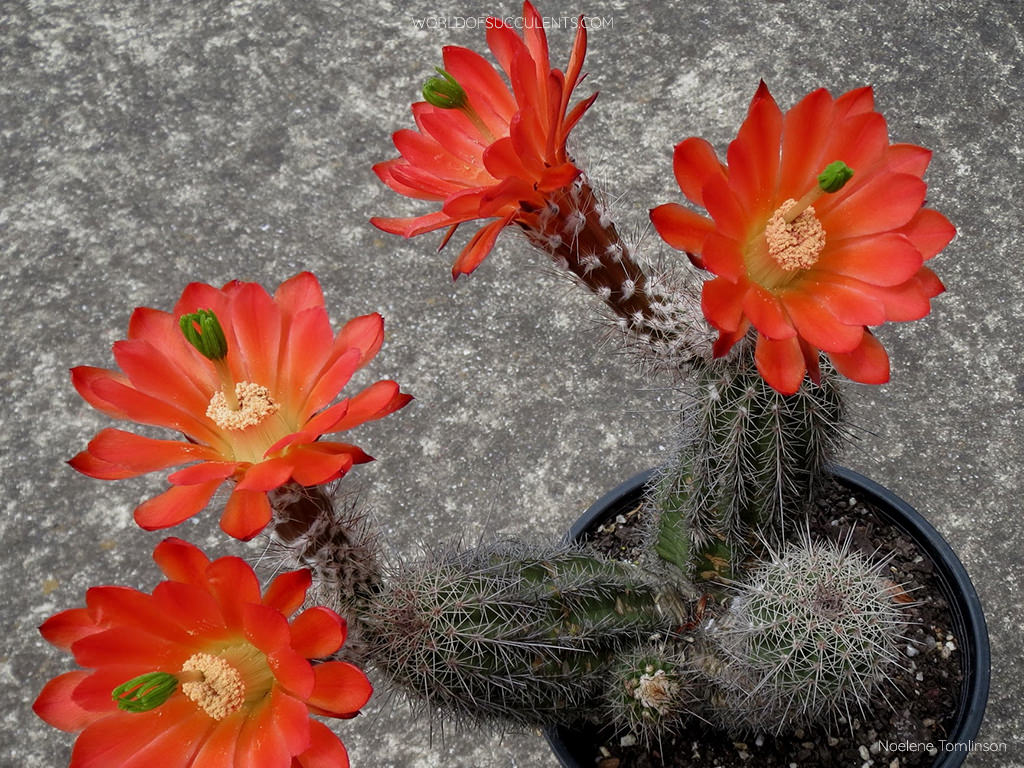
547,466,990,768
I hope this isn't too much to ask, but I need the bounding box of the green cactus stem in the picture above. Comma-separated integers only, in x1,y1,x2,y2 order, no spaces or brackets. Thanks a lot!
653,342,846,583
361,540,676,728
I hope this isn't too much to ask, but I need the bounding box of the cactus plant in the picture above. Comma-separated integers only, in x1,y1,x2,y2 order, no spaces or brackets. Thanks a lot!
602,645,703,748
701,533,909,732
360,540,677,727
651,348,847,583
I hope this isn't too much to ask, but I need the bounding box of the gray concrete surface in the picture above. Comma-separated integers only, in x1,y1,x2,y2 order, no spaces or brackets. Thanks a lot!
3,1,1021,766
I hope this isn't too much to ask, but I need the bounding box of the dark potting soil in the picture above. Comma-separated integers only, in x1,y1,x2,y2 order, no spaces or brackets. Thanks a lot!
579,478,963,768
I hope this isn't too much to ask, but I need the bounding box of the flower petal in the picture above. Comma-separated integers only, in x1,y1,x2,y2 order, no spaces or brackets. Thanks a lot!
40,608,100,649
326,380,413,433
262,570,312,618
134,480,224,531
820,172,927,239
828,331,890,385
306,662,373,719
220,488,273,541
33,671,96,732
85,428,219,474
672,137,725,207
743,284,795,339
294,720,350,768
649,203,715,254
815,232,924,287
754,334,806,395
152,537,211,586
290,608,346,660
781,291,864,353
898,208,955,260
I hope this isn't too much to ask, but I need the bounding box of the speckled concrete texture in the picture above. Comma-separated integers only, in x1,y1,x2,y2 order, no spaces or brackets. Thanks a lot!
3,1,1021,766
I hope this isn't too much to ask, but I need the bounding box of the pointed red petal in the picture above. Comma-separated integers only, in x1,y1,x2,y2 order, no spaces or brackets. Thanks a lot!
134,480,223,531
220,488,272,541
451,216,512,277
86,429,219,473
190,710,246,768
332,313,385,372
781,291,864,353
306,661,373,718
701,276,747,333
290,608,346,660
167,461,239,486
898,209,955,260
263,570,312,618
229,280,282,391
779,88,834,200
153,537,210,586
754,334,806,395
828,331,890,385
327,380,412,433
40,608,100,649
727,83,782,216
743,284,795,339
207,556,261,629
650,203,715,254
815,232,924,287
33,671,96,732
701,232,746,282
294,720,350,768
673,137,725,208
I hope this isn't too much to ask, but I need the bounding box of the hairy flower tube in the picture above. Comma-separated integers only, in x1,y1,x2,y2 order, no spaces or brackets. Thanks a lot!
651,83,952,394
371,1,596,277
33,538,371,768
69,272,412,540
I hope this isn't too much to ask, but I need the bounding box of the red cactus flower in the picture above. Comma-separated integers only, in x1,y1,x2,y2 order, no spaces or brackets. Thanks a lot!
33,537,371,768
651,83,952,394
69,272,412,540
371,1,596,277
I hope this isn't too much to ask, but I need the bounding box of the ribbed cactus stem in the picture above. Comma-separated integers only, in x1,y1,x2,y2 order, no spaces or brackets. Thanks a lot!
653,342,846,583
362,541,675,727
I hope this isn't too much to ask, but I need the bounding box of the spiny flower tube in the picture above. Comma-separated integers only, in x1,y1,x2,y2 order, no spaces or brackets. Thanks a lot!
69,272,412,540
371,1,597,278
33,538,371,768
651,83,953,394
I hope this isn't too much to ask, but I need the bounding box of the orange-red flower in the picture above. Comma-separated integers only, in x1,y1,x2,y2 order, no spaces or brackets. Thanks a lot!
34,538,371,768
651,83,952,394
371,1,596,277
70,272,412,540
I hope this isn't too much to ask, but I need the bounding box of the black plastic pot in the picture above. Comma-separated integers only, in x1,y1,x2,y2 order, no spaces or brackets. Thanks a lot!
545,467,990,768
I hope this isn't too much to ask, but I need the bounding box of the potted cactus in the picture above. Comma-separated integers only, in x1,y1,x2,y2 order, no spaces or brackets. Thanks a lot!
367,2,989,765
31,3,988,768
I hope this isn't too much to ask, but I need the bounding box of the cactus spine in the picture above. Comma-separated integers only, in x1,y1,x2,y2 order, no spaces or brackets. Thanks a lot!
361,541,676,727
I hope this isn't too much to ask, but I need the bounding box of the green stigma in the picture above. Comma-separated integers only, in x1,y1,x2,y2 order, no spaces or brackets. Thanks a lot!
112,672,179,713
817,161,854,193
422,67,467,110
179,309,228,361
